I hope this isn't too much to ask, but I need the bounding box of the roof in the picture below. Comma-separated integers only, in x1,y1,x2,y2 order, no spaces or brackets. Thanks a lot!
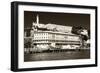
32,23,72,33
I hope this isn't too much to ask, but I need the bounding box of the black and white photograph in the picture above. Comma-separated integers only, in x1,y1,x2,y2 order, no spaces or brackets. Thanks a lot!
24,11,90,62
11,1,97,71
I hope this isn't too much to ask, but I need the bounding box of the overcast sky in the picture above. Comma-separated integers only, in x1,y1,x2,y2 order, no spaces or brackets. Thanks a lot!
24,11,90,30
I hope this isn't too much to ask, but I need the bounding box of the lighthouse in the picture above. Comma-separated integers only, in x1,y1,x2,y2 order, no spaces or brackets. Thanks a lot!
36,14,39,24
32,14,39,31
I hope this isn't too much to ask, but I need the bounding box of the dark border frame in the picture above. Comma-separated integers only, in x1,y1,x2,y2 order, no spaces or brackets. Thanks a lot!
11,1,98,72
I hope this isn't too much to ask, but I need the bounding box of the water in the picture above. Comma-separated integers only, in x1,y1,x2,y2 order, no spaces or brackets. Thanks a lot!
24,49,90,62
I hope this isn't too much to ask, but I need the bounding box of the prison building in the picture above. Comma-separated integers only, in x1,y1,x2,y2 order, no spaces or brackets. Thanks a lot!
24,15,82,51
30,31,82,49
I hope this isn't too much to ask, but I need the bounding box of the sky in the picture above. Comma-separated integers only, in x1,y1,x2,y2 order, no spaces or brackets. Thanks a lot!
24,11,90,30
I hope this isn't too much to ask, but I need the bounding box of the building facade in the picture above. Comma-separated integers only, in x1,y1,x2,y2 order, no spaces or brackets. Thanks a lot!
24,15,83,52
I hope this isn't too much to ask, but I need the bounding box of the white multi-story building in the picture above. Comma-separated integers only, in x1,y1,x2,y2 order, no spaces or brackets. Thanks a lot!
30,30,82,50
25,15,82,52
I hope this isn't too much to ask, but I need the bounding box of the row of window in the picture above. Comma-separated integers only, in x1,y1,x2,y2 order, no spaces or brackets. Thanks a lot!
32,40,81,43
34,33,49,36
33,36,80,41
33,32,76,37
32,32,80,41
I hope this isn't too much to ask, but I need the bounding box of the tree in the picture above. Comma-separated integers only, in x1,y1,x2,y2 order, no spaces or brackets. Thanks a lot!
71,26,83,35
24,38,32,48
71,26,88,48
